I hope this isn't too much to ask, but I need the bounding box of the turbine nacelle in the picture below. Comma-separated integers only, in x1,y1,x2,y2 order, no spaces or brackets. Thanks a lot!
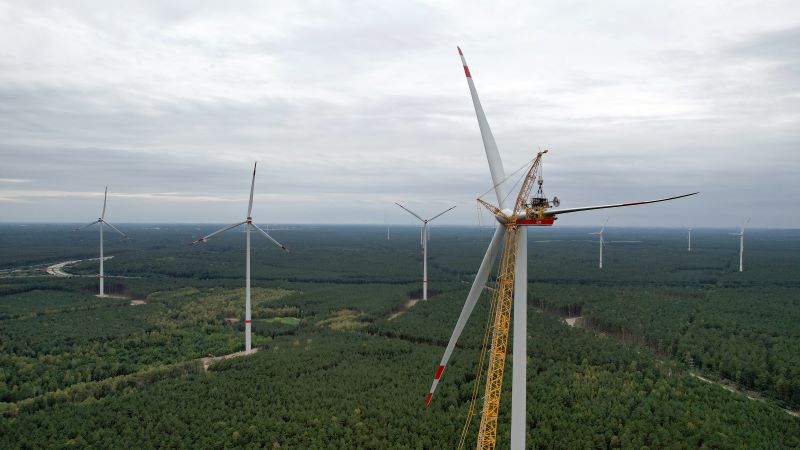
486,207,559,227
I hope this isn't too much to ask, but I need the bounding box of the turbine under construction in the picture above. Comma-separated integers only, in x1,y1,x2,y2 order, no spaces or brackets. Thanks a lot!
424,47,699,450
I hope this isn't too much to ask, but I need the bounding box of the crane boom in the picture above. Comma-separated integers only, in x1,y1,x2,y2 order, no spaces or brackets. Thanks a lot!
513,150,547,217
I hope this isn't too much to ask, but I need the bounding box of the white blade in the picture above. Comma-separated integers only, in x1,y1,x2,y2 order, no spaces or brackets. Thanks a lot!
247,162,257,218
426,224,505,406
102,221,128,239
741,217,750,233
101,187,108,219
395,202,424,222
192,221,246,244
73,220,100,231
545,192,699,216
458,47,508,208
251,222,289,253
600,216,610,233
427,205,456,222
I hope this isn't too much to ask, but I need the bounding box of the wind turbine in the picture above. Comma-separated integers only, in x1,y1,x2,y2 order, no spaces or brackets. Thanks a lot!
192,162,289,353
424,47,699,450
395,203,456,300
687,227,692,252
729,218,750,272
588,217,610,269
73,187,127,297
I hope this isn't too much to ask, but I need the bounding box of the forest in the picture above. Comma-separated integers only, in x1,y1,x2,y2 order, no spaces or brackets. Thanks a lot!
0,223,798,448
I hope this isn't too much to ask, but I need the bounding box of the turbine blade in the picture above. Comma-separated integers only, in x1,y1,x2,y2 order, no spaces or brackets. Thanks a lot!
395,202,424,222
251,222,290,253
192,221,246,244
600,216,610,233
742,217,750,232
458,47,508,208
103,221,128,239
545,192,699,216
247,162,257,218
101,187,108,219
426,225,505,406
427,205,457,222
73,220,100,231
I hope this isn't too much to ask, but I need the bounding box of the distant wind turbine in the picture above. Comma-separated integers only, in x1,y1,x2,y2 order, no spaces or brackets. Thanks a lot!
73,187,127,297
729,218,750,272
395,203,456,300
687,227,692,252
193,162,289,353
588,217,610,269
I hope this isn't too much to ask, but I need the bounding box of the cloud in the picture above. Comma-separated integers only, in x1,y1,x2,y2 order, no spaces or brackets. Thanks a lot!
0,1,798,227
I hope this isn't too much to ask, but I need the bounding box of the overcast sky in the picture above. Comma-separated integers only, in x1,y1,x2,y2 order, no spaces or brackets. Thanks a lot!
1,0,797,227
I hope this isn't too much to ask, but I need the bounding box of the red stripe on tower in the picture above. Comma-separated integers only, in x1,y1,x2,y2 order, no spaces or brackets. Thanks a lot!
245,320,252,324
425,392,433,407
435,364,445,380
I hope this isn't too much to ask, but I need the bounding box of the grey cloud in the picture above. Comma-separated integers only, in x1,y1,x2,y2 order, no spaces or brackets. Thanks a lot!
0,1,798,227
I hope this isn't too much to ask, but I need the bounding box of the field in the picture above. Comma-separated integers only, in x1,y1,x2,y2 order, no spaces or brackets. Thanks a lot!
1,223,799,449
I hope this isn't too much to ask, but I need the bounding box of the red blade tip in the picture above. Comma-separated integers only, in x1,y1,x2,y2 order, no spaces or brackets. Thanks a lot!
457,46,463,55
425,393,433,407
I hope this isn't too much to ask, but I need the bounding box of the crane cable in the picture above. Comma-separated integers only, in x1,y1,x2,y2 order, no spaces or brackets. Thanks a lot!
477,155,539,205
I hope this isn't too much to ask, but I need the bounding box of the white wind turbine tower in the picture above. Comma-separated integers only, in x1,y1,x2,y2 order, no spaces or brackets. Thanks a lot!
729,218,750,272
73,187,127,297
588,217,610,269
424,47,698,450
193,162,289,353
395,203,456,300
687,227,692,252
